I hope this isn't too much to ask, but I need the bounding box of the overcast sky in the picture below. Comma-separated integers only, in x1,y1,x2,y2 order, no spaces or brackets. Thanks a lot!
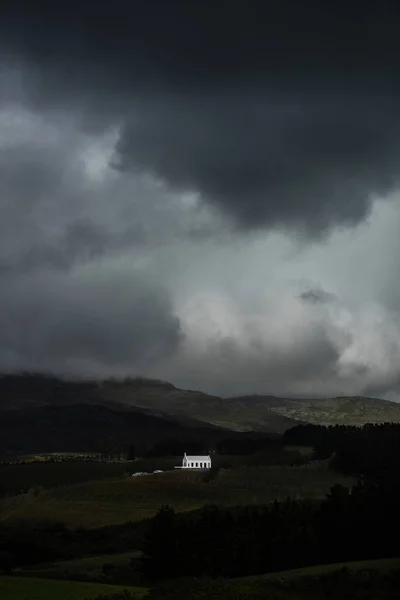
1,1,400,398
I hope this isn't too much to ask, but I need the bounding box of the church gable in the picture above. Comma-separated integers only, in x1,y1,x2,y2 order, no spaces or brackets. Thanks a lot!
182,452,211,469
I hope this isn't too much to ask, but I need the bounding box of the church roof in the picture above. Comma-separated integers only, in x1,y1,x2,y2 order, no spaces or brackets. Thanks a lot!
184,455,211,461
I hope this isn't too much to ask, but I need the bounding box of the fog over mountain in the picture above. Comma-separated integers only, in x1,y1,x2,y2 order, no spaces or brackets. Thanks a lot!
1,1,400,398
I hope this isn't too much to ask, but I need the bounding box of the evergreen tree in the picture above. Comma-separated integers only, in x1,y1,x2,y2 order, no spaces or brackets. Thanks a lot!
143,505,178,581
127,444,135,461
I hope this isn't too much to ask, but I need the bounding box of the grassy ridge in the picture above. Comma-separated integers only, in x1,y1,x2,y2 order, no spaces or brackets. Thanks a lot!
18,551,143,580
20,550,142,579
147,559,400,599
3,374,400,436
239,556,400,583
231,395,400,426
0,466,354,528
95,379,301,432
0,373,300,437
0,576,147,600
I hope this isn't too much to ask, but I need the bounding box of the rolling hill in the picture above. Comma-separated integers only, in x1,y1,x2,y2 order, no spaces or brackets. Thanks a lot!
0,576,147,600
228,394,400,425
0,373,301,434
0,403,230,455
2,373,400,448
93,378,301,432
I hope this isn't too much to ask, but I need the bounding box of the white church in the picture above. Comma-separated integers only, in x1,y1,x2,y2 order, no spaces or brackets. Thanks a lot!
180,452,212,469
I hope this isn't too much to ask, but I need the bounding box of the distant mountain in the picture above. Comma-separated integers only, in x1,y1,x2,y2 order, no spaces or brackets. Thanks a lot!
228,395,400,426
93,378,301,433
3,373,399,437
3,373,399,453
0,373,300,434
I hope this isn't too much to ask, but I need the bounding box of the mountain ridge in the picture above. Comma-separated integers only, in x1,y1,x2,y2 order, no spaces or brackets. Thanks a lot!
2,373,400,435
0,373,301,433
227,394,400,426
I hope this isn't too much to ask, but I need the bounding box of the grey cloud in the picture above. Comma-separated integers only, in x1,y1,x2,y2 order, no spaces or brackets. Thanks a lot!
0,219,148,276
0,133,120,271
159,313,343,398
115,93,400,236
0,117,184,378
1,2,400,235
299,287,338,305
0,267,182,377
2,2,399,83
0,123,218,277
2,1,400,398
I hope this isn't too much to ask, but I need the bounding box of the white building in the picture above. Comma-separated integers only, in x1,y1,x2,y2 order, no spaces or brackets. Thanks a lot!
182,452,212,469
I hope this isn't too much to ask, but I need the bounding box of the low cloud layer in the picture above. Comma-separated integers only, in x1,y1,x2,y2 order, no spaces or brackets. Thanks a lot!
1,3,400,398
0,264,182,377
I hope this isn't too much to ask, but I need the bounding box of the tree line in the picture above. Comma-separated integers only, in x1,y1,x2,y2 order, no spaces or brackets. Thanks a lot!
144,434,283,458
142,475,400,582
284,422,400,479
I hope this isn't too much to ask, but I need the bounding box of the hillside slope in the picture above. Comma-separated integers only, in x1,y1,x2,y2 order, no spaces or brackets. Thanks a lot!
95,378,300,433
230,394,400,425
0,403,228,454
0,374,300,434
3,373,400,432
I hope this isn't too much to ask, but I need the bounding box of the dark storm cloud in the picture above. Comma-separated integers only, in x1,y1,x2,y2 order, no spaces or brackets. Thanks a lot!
0,267,182,376
2,1,400,234
0,122,207,277
0,220,134,275
3,1,400,396
219,322,340,382
0,131,138,273
160,301,345,397
0,111,185,376
116,94,400,234
0,144,68,210
299,287,337,305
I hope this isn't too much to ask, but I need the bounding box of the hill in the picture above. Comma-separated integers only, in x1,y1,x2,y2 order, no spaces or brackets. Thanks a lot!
239,556,400,583
147,558,400,599
0,373,300,434
0,576,147,600
3,373,400,437
94,378,300,432
0,403,230,455
0,464,354,528
228,394,400,425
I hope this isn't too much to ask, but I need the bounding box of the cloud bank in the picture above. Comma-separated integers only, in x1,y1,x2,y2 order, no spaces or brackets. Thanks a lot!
1,1,400,398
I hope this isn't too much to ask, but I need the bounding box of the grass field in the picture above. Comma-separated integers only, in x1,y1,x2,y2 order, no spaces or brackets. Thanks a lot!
0,461,131,498
284,445,314,456
3,452,104,463
19,551,142,580
239,556,400,583
263,395,400,426
0,465,355,528
144,558,400,600
0,576,147,600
